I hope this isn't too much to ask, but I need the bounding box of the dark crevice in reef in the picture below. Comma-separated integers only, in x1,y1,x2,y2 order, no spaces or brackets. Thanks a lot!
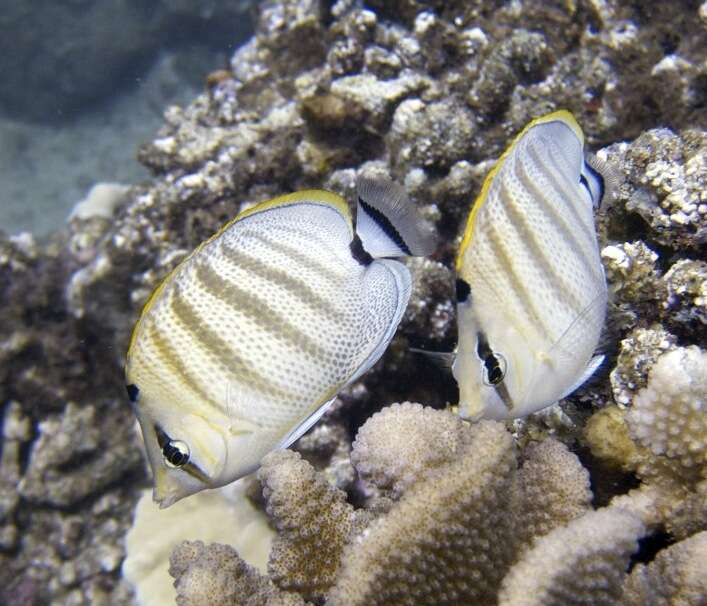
628,531,675,571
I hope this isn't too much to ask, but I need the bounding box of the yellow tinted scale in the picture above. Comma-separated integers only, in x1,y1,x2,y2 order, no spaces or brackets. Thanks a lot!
126,189,352,360
455,110,584,271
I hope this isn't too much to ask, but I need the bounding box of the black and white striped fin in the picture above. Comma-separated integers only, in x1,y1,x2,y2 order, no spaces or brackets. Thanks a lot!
355,175,436,258
583,153,620,208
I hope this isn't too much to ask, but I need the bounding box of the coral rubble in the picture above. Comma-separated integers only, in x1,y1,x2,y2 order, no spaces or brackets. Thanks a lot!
1,0,705,604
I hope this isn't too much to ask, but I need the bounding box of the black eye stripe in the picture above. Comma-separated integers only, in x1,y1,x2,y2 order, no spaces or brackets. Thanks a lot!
476,332,506,385
476,332,493,360
579,173,591,195
154,424,170,449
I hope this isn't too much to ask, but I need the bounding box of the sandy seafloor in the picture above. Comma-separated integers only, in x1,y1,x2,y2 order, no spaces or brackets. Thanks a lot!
0,45,228,236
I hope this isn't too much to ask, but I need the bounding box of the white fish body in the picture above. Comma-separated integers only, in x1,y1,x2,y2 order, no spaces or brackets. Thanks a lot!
453,110,608,420
126,178,433,507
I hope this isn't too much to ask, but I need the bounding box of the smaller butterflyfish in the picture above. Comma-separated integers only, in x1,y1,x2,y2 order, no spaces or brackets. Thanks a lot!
125,175,434,507
453,110,610,420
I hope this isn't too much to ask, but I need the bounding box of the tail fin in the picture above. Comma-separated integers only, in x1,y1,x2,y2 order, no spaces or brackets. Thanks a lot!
355,175,436,258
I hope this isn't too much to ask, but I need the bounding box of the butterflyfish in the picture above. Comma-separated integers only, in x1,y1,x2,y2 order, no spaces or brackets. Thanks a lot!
126,175,434,507
453,110,609,420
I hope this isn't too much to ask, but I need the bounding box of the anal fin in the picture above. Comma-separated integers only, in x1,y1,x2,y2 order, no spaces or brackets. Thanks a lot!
559,354,605,399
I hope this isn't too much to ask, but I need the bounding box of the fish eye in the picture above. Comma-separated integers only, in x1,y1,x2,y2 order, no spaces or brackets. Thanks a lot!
162,440,190,468
482,352,507,386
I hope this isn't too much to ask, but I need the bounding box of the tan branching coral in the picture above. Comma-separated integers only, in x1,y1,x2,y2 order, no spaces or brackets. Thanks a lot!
350,401,470,499
169,540,305,606
123,484,274,606
258,450,354,601
586,346,707,537
498,508,645,606
514,438,593,549
627,346,706,476
329,421,517,606
169,399,705,605
622,531,707,606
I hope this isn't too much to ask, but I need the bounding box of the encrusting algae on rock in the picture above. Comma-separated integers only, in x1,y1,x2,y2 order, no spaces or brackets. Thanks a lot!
1,0,706,604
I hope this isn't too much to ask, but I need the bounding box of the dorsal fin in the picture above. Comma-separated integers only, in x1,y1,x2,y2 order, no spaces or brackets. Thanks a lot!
355,175,436,258
585,152,621,208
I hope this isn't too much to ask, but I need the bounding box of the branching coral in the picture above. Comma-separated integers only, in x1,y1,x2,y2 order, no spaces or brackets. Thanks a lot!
123,483,274,606
170,541,305,606
171,406,610,606
350,402,470,499
622,531,707,606
258,450,355,601
513,438,593,550
330,421,517,606
498,508,645,606
627,346,707,475
586,346,707,538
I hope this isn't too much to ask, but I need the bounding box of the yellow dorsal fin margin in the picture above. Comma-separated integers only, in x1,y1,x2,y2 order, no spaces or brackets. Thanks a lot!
455,110,583,272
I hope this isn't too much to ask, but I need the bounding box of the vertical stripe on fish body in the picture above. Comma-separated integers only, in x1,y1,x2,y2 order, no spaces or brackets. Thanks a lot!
453,111,608,421
126,179,434,507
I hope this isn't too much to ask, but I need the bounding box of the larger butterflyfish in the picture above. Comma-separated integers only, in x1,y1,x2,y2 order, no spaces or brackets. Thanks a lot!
126,175,434,507
453,110,610,420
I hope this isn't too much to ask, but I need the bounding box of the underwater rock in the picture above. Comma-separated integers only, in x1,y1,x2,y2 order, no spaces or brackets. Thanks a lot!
18,402,142,507
609,128,706,252
609,326,678,407
601,241,666,330
663,259,707,342
0,402,30,551
468,29,550,118
389,97,477,169
69,183,131,221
